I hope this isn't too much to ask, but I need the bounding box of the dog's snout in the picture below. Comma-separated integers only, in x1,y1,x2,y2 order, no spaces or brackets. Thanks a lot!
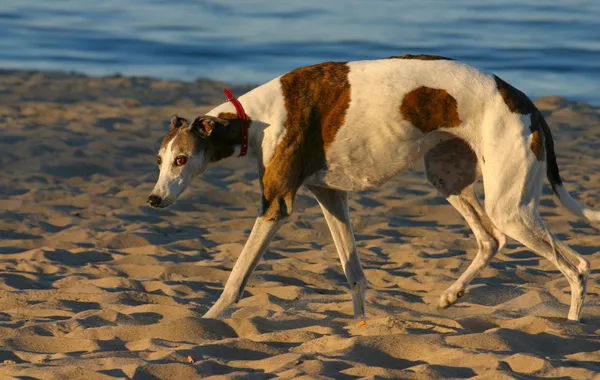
147,195,162,207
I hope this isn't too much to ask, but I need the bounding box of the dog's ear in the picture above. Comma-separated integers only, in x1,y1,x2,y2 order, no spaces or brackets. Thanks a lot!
190,116,230,138
170,115,189,129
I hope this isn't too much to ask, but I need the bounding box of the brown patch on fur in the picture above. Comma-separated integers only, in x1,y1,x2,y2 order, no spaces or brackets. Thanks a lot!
217,112,252,125
216,112,253,134
400,87,462,133
388,54,453,61
167,125,205,159
425,138,499,235
160,128,179,151
206,112,252,162
494,75,546,161
217,112,240,120
175,131,200,155
185,113,254,163
160,115,233,163
493,75,534,114
160,116,188,150
260,61,351,221
201,120,215,134
425,138,478,196
530,129,545,161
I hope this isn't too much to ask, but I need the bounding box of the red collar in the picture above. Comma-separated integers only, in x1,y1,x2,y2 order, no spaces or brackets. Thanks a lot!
223,88,249,157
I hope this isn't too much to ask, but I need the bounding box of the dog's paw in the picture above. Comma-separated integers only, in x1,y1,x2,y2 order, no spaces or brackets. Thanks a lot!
438,288,465,309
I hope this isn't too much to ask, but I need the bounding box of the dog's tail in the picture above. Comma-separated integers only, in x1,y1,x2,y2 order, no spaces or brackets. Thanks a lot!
540,114,600,222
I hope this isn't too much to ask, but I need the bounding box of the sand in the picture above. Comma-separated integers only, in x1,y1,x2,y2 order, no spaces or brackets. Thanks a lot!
1,70,599,379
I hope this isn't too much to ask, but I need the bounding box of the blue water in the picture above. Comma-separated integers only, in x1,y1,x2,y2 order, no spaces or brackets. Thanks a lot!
1,0,600,104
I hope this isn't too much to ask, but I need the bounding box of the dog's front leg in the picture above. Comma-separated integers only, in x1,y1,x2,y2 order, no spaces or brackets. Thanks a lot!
306,185,368,321
203,216,285,318
204,138,301,318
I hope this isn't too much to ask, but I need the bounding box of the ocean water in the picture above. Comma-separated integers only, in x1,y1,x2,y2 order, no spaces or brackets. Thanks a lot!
1,0,599,104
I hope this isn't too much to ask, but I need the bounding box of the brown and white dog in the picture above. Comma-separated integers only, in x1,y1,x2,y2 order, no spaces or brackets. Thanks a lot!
148,54,598,322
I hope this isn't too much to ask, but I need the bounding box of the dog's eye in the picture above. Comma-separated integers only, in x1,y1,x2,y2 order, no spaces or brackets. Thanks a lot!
175,156,187,166
157,156,162,166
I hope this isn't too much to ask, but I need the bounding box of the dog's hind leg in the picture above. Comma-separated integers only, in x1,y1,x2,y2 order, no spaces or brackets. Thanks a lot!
483,153,590,321
436,188,506,308
424,138,506,308
306,185,368,320
492,213,589,320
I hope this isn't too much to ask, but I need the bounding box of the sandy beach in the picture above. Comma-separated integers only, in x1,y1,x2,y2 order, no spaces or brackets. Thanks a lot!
1,70,599,379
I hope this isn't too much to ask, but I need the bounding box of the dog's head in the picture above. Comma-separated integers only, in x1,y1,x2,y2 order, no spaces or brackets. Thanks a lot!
147,115,234,208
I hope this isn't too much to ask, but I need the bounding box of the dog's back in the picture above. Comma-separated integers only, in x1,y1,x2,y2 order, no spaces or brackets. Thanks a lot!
301,56,500,191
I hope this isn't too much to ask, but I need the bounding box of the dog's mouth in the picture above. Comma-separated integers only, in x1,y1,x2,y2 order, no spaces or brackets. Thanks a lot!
157,198,174,208
147,195,175,209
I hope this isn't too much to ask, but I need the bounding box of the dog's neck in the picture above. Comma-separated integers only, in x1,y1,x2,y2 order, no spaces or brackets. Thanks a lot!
205,105,256,160
206,81,281,160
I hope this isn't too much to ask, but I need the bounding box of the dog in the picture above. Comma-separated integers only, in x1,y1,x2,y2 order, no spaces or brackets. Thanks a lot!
147,54,597,322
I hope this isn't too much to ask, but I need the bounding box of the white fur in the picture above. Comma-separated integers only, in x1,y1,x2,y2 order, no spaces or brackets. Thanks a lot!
556,185,600,222
202,217,285,318
301,60,492,190
207,77,288,167
154,58,597,322
151,130,208,206
520,113,532,130
307,185,367,319
152,139,180,206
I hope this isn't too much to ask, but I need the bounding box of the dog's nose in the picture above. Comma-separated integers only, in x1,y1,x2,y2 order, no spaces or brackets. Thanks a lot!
147,195,162,207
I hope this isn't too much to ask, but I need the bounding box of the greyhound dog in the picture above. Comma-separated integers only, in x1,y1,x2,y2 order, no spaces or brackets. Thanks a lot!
148,55,597,322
